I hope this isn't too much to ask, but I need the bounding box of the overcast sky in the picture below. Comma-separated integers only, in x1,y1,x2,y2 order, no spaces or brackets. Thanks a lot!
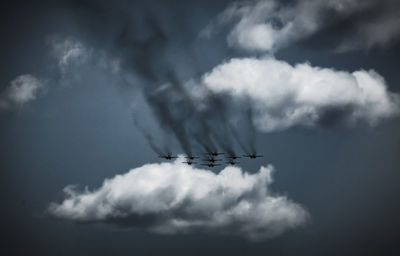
1,0,400,255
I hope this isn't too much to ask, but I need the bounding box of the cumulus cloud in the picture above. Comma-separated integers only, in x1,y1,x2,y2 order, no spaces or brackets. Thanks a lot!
203,57,399,131
48,157,308,241
0,74,44,111
203,0,400,52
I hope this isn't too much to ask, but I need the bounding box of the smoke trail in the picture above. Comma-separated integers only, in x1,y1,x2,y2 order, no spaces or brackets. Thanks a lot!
132,115,169,155
65,1,259,156
229,98,257,155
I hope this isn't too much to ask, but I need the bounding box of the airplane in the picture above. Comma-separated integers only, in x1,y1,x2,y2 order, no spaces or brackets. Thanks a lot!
206,151,225,157
182,160,197,165
201,163,221,168
225,160,240,165
226,155,241,160
203,157,222,163
185,155,199,160
159,153,178,160
243,153,264,159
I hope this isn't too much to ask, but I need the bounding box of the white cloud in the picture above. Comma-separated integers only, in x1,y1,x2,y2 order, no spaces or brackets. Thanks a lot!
203,57,399,131
48,157,308,241
203,0,349,52
204,0,400,52
0,74,44,111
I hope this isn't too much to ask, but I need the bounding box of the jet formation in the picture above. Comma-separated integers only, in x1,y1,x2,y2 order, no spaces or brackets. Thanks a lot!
159,152,264,167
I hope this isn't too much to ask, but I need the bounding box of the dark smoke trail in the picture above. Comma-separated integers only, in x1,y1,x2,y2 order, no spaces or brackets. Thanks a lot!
65,1,258,157
245,106,257,155
228,98,257,155
203,94,237,156
132,116,167,155
145,88,193,156
230,126,250,155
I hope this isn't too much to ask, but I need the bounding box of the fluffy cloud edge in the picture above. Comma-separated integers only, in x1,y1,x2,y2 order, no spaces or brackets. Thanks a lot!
48,157,309,241
202,57,399,131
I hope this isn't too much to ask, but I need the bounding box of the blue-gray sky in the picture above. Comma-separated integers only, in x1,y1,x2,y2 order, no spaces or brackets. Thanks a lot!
1,0,400,255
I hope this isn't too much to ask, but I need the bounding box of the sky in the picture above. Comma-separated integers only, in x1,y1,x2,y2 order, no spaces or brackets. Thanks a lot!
1,0,400,255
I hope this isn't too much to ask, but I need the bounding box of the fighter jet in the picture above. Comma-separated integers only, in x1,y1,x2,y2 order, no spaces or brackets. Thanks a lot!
206,151,225,157
185,154,199,160
159,153,178,160
182,160,197,165
203,157,222,163
201,163,221,168
243,153,264,159
225,160,240,165
226,154,241,160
